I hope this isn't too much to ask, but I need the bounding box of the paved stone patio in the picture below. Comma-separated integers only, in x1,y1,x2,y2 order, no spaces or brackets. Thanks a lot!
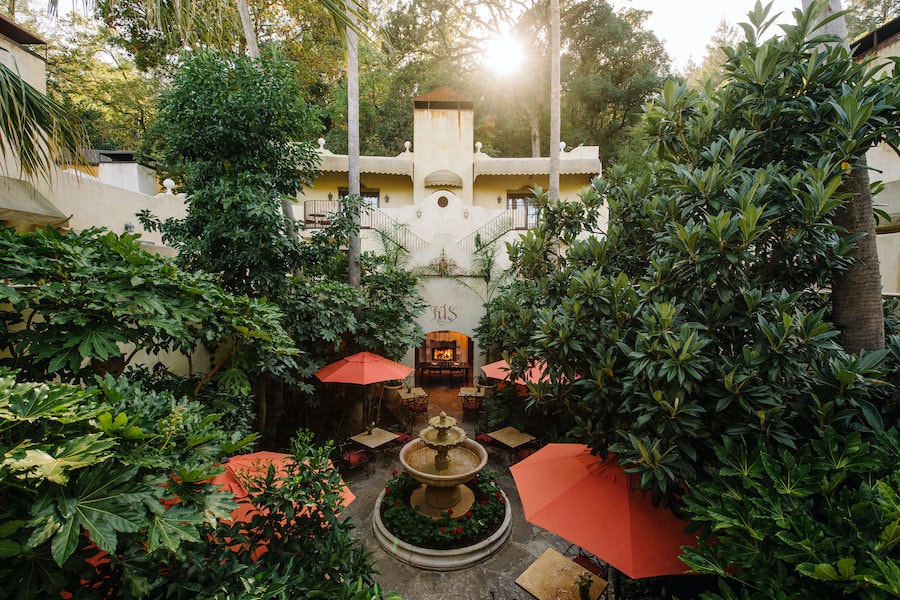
339,382,573,600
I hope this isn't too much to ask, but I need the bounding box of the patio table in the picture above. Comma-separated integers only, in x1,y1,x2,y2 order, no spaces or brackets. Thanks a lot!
516,547,607,600
351,427,400,465
458,387,484,398
488,426,535,449
350,427,399,450
398,387,427,402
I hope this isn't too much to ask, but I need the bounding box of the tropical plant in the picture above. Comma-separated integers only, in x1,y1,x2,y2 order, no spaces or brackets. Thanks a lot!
682,427,900,599
0,225,299,393
0,58,87,182
0,369,255,599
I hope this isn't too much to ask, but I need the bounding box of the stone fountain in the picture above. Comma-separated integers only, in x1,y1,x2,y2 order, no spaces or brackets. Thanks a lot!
373,411,511,570
400,411,487,519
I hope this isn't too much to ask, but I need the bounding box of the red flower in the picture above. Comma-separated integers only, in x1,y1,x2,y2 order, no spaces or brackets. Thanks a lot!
392,470,398,476
456,527,463,534
480,498,488,505
495,491,501,498
447,508,453,515
451,528,457,535
393,500,400,506
440,527,446,533
466,511,472,518
385,487,391,494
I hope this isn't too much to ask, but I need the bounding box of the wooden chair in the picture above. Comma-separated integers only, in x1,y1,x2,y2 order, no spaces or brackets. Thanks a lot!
335,440,372,478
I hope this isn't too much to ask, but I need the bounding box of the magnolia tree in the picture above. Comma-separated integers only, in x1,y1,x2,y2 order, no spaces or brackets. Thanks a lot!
478,2,900,596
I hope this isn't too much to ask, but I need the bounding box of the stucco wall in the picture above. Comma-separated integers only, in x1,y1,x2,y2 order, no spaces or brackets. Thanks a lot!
0,36,45,93
40,169,186,248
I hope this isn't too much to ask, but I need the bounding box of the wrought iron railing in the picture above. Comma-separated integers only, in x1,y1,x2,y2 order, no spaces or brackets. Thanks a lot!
458,209,531,253
302,200,427,253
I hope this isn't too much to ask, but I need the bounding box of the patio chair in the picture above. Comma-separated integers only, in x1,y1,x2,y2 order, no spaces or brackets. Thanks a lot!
474,416,495,446
335,440,372,478
461,395,481,421
406,396,428,423
513,438,546,464
566,545,610,581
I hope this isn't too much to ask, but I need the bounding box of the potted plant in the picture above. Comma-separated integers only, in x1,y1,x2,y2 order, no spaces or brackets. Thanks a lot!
576,573,593,600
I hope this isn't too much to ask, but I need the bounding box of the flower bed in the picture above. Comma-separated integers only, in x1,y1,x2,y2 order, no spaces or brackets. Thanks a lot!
379,469,507,549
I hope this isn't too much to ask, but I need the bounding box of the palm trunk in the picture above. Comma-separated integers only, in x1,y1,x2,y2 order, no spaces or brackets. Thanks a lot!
548,0,560,201
832,166,884,352
802,0,884,352
236,0,260,58
347,11,362,289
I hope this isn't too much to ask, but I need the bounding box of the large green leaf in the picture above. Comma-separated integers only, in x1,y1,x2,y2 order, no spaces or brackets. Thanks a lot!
47,465,148,565
6,434,116,484
146,505,205,553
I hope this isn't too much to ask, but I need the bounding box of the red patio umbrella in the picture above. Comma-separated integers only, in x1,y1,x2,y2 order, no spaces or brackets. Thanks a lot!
510,443,698,579
211,451,355,559
315,351,414,385
316,351,414,424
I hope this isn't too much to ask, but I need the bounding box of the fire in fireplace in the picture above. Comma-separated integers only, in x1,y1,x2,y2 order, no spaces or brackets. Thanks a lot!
432,348,455,361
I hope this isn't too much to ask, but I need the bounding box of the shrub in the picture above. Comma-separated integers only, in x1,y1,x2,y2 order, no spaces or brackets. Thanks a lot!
379,469,507,549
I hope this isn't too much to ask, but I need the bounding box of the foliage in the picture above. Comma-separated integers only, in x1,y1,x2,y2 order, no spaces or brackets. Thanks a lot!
560,0,670,164
140,47,320,304
0,368,255,599
846,0,900,39
0,53,87,183
379,469,507,549
40,11,163,150
682,428,900,599
0,369,390,598
478,0,900,506
0,226,299,391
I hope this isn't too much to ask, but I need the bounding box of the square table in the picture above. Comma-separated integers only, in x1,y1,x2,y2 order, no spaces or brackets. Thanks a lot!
516,547,608,600
398,387,427,402
458,387,485,398
350,427,399,451
489,426,536,449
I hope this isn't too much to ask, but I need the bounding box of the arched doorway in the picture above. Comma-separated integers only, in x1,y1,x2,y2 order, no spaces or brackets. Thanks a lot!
415,330,473,387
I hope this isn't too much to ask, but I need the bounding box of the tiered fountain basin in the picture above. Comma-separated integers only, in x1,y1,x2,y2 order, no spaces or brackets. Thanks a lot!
373,412,512,570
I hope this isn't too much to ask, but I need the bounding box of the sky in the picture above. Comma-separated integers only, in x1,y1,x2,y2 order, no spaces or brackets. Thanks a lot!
610,0,804,71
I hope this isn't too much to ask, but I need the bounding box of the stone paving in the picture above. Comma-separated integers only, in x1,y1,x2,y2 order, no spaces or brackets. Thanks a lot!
339,382,573,600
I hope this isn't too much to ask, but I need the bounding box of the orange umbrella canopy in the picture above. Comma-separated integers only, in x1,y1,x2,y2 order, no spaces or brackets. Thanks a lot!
315,351,414,385
510,444,697,579
212,451,355,517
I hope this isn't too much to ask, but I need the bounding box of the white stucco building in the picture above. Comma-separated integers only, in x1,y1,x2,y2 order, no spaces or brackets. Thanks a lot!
304,87,603,377
854,17,900,294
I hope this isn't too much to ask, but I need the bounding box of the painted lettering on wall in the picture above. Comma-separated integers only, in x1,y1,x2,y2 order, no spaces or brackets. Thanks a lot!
431,305,458,324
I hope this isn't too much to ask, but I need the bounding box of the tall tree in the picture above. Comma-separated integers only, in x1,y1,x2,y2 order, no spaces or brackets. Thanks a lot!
845,0,900,38
549,0,560,200
347,11,361,289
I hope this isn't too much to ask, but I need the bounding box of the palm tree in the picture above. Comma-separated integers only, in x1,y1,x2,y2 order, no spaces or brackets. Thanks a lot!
548,0,560,201
0,56,87,183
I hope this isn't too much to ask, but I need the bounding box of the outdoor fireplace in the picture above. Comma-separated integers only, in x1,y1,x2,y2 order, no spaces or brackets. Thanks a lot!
430,340,457,362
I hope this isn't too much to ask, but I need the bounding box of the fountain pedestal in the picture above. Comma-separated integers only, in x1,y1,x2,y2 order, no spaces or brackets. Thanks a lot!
411,482,474,519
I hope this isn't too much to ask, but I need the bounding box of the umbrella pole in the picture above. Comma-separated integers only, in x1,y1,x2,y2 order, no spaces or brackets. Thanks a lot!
376,383,385,424
607,566,617,600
